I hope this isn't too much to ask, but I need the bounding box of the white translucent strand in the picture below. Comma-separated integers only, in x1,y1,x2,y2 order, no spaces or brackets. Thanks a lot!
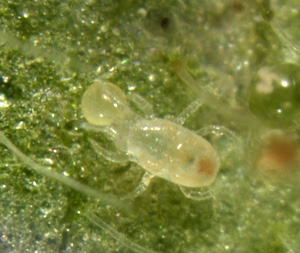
174,62,262,128
88,213,158,253
0,131,130,212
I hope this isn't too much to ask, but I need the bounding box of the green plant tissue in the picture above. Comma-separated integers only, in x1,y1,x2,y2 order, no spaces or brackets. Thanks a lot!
1,0,300,252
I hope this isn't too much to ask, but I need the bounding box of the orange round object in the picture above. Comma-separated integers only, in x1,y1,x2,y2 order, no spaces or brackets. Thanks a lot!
255,130,300,179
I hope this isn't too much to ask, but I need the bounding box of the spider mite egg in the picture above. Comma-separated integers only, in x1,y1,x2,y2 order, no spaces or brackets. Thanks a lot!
254,130,300,179
248,63,300,126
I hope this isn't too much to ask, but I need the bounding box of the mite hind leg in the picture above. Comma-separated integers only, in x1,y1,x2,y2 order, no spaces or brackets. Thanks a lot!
122,171,154,199
179,185,213,201
197,125,244,167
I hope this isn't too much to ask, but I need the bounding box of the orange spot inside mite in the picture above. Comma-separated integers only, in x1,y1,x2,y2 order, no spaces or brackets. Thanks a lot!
197,159,215,176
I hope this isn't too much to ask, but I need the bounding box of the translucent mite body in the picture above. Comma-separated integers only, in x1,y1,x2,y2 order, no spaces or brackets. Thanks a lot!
81,80,220,200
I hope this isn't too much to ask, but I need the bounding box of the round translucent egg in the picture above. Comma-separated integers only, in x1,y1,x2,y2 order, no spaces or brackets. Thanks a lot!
248,63,300,125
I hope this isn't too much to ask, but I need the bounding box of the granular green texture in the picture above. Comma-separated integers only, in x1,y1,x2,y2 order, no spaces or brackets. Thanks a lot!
1,1,300,252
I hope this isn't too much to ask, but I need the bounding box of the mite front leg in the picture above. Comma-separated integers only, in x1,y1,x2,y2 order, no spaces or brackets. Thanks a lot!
174,99,202,125
89,138,128,163
127,93,154,119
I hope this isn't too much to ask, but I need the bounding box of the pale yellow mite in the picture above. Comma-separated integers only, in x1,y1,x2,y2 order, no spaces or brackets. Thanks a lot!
81,80,220,197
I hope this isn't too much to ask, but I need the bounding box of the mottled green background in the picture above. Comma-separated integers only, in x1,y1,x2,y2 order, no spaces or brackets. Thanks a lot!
1,0,300,252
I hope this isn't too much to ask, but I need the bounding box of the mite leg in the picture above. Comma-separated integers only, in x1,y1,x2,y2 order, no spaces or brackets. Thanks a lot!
81,122,117,140
174,99,202,125
179,185,212,201
127,93,154,118
122,171,154,199
89,138,128,163
197,125,244,166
